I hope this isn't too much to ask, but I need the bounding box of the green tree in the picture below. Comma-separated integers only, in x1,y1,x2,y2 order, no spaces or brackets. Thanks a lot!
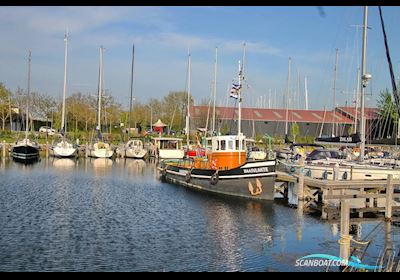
0,82,12,131
377,89,398,138
291,122,300,143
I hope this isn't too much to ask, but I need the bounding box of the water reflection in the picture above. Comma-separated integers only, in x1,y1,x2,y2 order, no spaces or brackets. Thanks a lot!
52,158,76,169
0,159,399,271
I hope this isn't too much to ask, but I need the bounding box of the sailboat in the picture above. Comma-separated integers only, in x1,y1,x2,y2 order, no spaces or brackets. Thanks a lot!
52,32,77,158
89,46,114,159
12,50,40,162
123,44,147,159
158,59,277,200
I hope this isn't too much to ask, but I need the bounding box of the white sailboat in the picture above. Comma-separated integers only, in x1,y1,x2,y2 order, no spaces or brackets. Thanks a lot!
11,50,40,162
89,46,114,159
124,43,147,159
53,32,77,158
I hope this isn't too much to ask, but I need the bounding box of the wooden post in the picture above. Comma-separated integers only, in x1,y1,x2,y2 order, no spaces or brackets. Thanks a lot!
297,162,305,201
385,174,393,221
46,141,49,158
359,188,364,218
85,142,89,158
339,199,350,262
2,141,6,158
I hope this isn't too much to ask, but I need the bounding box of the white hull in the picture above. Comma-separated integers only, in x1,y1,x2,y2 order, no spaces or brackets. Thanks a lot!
158,149,185,159
52,141,77,158
90,149,114,158
281,160,400,180
125,148,147,159
89,142,114,158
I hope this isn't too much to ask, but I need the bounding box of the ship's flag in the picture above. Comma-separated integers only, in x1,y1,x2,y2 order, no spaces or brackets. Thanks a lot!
229,82,241,99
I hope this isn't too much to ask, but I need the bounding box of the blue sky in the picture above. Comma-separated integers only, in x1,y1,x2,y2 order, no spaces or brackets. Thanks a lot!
0,6,399,110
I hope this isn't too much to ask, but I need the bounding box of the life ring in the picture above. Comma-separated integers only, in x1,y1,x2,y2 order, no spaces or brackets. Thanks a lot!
210,171,219,185
185,170,191,183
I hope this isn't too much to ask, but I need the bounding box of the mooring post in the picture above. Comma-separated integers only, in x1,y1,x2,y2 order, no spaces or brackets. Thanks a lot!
339,199,351,262
297,160,305,201
46,141,49,158
85,142,89,158
385,174,393,221
2,140,6,158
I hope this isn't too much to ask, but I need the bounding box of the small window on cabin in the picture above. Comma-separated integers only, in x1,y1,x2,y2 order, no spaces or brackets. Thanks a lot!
221,140,226,150
236,140,239,150
228,140,234,150
216,140,220,151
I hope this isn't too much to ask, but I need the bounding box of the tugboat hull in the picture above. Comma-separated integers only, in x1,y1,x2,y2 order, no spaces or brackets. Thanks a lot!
159,160,276,200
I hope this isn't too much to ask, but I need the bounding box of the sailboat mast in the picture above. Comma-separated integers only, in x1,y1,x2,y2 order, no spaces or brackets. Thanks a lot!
332,48,339,137
238,59,242,163
212,47,218,135
186,51,191,146
25,50,31,140
285,57,291,137
354,67,360,133
304,76,309,110
359,6,368,161
61,32,68,139
128,43,135,139
97,46,103,133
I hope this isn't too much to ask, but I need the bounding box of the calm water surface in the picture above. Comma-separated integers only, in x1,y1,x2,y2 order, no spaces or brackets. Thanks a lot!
0,158,399,271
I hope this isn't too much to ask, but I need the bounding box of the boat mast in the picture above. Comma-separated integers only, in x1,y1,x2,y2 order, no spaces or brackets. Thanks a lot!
186,51,191,146
359,6,370,161
285,57,291,138
212,47,218,135
61,32,68,140
97,46,104,135
25,50,31,140
332,48,339,137
128,43,135,140
238,59,242,164
304,76,309,110
354,67,360,134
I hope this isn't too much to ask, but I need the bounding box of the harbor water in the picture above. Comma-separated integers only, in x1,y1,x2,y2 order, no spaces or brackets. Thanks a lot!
0,158,399,271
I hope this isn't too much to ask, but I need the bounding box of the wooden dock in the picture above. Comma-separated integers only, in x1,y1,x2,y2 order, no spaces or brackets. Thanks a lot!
276,171,400,220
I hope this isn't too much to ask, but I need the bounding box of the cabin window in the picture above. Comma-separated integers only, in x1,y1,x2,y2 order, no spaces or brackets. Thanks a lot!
228,140,234,150
216,140,220,151
236,140,239,150
221,140,226,150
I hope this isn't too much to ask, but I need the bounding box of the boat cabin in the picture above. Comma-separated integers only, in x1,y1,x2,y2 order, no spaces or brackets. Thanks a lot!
207,134,247,170
152,137,184,159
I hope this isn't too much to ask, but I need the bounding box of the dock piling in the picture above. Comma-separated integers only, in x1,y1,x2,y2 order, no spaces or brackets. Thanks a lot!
2,141,6,158
85,142,89,158
297,162,305,201
46,141,49,158
339,199,350,262
385,174,394,221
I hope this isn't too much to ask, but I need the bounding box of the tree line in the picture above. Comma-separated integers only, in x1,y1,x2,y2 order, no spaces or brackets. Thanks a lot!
0,81,193,138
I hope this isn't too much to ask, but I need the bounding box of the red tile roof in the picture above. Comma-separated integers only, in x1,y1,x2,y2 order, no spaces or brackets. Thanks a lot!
336,106,379,121
192,106,354,124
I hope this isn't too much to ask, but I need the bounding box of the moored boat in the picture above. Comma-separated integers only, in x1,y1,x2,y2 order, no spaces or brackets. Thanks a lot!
158,134,277,200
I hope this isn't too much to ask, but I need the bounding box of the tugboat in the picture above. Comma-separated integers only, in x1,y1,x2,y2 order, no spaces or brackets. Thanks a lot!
158,60,276,200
